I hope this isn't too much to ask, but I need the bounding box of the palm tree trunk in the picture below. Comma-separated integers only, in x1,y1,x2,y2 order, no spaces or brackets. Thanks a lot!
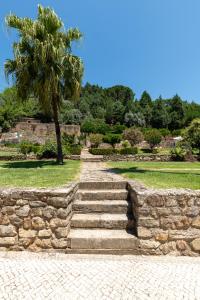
52,99,63,165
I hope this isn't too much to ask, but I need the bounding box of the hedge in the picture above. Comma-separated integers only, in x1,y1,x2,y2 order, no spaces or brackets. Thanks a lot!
89,147,138,156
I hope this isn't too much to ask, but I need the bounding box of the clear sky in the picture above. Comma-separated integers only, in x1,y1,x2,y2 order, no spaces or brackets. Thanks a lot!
0,0,200,102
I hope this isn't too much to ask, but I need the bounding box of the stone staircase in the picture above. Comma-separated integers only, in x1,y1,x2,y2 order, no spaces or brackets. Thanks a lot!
80,148,103,162
67,181,139,254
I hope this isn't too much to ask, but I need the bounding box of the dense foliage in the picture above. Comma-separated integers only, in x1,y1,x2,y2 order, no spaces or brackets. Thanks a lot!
1,83,200,135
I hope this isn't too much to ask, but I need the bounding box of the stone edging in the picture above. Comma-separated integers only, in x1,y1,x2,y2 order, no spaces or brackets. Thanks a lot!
128,181,200,256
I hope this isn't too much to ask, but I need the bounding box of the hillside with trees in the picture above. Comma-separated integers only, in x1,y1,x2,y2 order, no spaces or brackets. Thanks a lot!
1,83,200,135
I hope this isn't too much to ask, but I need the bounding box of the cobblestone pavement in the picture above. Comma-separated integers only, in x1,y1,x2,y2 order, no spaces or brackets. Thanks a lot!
80,162,124,182
0,252,200,300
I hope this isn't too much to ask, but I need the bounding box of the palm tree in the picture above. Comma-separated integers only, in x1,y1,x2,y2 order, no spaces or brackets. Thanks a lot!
5,5,83,164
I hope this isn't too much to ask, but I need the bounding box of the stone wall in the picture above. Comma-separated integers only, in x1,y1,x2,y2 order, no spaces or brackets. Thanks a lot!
128,182,200,256
1,120,80,144
103,154,171,162
0,183,78,252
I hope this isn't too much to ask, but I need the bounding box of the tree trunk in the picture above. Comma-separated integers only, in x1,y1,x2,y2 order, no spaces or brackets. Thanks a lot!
52,99,63,165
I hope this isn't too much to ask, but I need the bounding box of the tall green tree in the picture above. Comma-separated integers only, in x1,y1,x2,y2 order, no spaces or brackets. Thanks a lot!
5,5,83,164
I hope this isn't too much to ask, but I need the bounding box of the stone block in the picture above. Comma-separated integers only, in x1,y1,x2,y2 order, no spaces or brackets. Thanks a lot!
31,217,45,230
139,240,160,249
54,227,70,238
0,237,16,246
146,195,164,207
19,229,37,238
155,231,168,242
191,238,200,252
137,227,152,239
160,216,190,230
38,229,52,238
16,205,30,217
192,217,200,229
0,225,17,237
9,215,23,227
138,218,159,228
169,229,200,241
29,201,46,208
50,218,70,229
35,238,51,249
51,238,69,249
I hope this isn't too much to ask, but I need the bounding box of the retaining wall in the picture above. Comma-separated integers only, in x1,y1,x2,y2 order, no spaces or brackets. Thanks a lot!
0,183,78,252
128,182,200,256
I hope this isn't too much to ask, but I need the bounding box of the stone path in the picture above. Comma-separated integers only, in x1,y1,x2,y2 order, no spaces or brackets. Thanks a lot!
0,252,200,300
80,162,124,182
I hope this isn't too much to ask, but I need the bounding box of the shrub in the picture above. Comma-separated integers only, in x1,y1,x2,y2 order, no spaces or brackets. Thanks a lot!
159,128,171,138
19,140,40,155
122,128,144,146
111,124,126,134
145,129,162,149
62,133,76,145
81,118,110,134
103,134,122,147
119,147,138,155
184,118,200,149
64,145,82,155
121,140,131,149
171,147,186,161
89,148,118,155
37,141,57,159
89,133,103,148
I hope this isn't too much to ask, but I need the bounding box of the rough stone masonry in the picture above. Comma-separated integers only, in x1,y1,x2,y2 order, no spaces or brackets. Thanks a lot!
128,181,200,256
0,183,78,252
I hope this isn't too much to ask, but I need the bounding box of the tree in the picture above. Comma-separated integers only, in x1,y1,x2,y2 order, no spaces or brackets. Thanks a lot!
124,111,146,127
184,118,200,150
151,97,170,128
145,129,162,149
5,5,83,164
103,134,122,148
139,91,153,126
62,109,82,125
168,95,185,130
122,128,144,146
89,133,103,148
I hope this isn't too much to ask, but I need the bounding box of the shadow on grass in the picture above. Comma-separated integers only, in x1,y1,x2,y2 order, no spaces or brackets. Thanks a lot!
1,160,65,169
107,167,200,177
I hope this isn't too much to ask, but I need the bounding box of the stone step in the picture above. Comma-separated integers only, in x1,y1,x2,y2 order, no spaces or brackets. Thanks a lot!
81,157,103,162
77,189,128,201
79,181,127,190
68,229,138,250
65,248,140,255
71,213,134,229
73,200,131,214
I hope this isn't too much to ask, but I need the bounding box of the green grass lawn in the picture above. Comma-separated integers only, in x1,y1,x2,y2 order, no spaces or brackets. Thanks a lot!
0,160,81,188
108,161,200,189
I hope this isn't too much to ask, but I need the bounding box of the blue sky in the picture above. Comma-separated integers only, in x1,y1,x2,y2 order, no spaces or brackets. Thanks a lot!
0,0,200,102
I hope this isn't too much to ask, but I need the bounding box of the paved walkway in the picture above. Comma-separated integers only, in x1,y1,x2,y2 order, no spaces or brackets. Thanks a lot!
0,252,200,300
80,162,124,182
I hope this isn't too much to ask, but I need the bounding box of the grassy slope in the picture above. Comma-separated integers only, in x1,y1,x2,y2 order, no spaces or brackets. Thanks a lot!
0,160,81,188
108,161,200,189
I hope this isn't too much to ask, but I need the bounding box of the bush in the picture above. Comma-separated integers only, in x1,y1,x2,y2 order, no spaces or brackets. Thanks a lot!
103,134,122,147
89,148,118,155
81,118,110,134
19,140,40,155
37,141,57,159
64,145,82,155
89,147,138,156
122,128,143,146
171,147,186,161
159,128,171,138
184,118,200,149
145,129,162,149
121,140,131,149
89,133,103,148
111,124,126,134
119,147,138,155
